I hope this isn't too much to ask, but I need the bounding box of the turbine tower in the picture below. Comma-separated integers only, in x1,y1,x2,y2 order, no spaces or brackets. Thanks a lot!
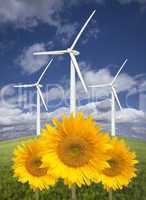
33,10,96,115
89,59,128,136
14,59,54,136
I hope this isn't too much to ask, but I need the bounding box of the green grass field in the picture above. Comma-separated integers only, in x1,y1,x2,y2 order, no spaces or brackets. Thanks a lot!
0,136,146,200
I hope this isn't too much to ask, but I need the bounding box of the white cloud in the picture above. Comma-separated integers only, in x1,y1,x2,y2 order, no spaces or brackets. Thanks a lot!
81,20,100,45
16,43,49,74
0,0,98,47
0,1,99,50
0,103,34,126
0,0,97,37
0,0,63,28
139,81,146,92
46,87,64,101
0,92,146,140
56,22,79,45
0,0,145,30
116,108,146,123
84,68,112,85
115,73,136,92
0,0,82,44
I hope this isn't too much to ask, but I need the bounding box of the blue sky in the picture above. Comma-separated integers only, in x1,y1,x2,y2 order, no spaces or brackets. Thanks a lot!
0,0,146,140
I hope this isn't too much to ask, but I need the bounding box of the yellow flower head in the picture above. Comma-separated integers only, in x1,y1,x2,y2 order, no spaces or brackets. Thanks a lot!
40,112,111,187
13,139,56,190
101,137,138,191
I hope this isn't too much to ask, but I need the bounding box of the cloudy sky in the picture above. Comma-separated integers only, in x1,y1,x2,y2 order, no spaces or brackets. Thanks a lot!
0,0,146,140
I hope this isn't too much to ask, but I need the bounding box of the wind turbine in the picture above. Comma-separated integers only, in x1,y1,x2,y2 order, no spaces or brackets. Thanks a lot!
14,59,54,136
89,59,128,136
33,10,96,115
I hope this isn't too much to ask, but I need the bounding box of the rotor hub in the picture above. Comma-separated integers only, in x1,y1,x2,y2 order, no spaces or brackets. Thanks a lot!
67,48,71,53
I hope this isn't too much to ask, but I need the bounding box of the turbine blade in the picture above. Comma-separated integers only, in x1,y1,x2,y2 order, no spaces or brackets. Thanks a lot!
112,87,122,110
71,10,96,49
70,53,88,93
36,86,48,112
112,59,128,84
88,84,110,88
13,84,35,88
33,50,67,56
37,58,54,84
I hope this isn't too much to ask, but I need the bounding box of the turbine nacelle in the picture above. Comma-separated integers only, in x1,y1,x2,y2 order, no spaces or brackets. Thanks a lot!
35,83,43,88
67,48,80,56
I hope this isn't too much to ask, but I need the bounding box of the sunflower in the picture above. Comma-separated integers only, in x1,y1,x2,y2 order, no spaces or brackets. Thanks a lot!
40,112,111,187
101,137,138,191
13,139,56,190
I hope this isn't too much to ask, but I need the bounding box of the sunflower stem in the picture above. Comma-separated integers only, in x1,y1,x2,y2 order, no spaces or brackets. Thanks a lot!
109,189,112,200
35,189,39,200
71,184,77,200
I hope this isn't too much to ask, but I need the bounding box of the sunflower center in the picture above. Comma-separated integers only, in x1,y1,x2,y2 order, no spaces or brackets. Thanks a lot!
26,157,48,177
69,144,82,156
57,136,93,167
103,158,122,177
